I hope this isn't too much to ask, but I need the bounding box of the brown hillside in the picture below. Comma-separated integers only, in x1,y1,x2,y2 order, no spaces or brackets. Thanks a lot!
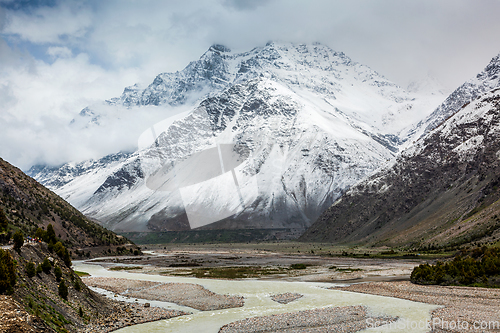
0,157,138,257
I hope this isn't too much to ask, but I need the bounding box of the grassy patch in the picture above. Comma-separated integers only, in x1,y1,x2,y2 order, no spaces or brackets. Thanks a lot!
108,266,143,271
25,295,71,333
290,263,307,270
329,266,363,272
369,251,454,260
74,271,90,277
169,262,202,267
179,266,287,279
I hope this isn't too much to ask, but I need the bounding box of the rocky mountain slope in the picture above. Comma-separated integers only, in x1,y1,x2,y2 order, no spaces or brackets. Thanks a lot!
2,243,110,333
301,54,500,248
1,238,183,333
0,157,186,332
29,42,444,234
1,157,138,256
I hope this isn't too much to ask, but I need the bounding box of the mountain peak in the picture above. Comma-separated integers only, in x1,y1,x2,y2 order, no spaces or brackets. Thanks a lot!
478,53,500,80
104,41,362,109
209,44,232,53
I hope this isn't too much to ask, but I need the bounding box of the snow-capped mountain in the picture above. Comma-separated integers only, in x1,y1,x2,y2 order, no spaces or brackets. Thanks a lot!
29,42,445,233
301,53,500,247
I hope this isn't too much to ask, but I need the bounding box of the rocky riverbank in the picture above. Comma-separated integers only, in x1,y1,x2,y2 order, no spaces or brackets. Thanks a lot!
0,276,187,333
80,299,188,333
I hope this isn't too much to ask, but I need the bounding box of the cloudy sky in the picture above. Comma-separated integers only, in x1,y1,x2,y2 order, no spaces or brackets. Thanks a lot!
1,0,500,170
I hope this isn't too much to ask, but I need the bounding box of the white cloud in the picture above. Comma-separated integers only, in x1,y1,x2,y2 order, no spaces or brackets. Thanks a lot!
47,46,72,59
1,0,500,170
2,3,92,44
0,49,147,169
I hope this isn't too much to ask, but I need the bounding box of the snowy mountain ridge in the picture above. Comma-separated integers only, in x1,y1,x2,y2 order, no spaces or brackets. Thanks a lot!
401,54,500,142
80,42,441,136
29,42,446,234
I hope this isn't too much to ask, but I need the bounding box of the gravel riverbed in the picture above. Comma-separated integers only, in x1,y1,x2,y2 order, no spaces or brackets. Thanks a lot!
83,277,244,311
270,292,303,304
218,305,397,333
333,281,500,332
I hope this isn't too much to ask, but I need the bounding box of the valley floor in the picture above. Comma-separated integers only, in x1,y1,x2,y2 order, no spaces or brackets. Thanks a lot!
74,246,500,332
90,245,420,283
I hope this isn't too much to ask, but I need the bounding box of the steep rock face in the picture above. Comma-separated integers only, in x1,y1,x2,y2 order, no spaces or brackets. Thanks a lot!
29,42,444,233
301,87,500,247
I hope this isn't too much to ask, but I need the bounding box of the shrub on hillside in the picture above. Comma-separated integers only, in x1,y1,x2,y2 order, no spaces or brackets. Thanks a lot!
0,249,16,294
41,258,52,274
26,262,36,278
74,278,81,291
34,227,45,240
54,266,62,281
0,207,8,231
54,241,71,267
45,224,57,244
12,230,24,250
58,280,68,300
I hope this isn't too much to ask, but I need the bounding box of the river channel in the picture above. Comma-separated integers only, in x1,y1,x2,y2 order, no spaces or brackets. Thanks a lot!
73,258,437,333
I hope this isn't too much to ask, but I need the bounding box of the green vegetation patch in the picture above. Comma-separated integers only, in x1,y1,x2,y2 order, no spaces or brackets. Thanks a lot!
108,266,143,271
74,271,90,277
0,207,8,232
290,263,307,270
411,246,500,288
25,294,71,333
328,266,363,272
0,249,16,294
180,266,287,279
35,225,72,266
